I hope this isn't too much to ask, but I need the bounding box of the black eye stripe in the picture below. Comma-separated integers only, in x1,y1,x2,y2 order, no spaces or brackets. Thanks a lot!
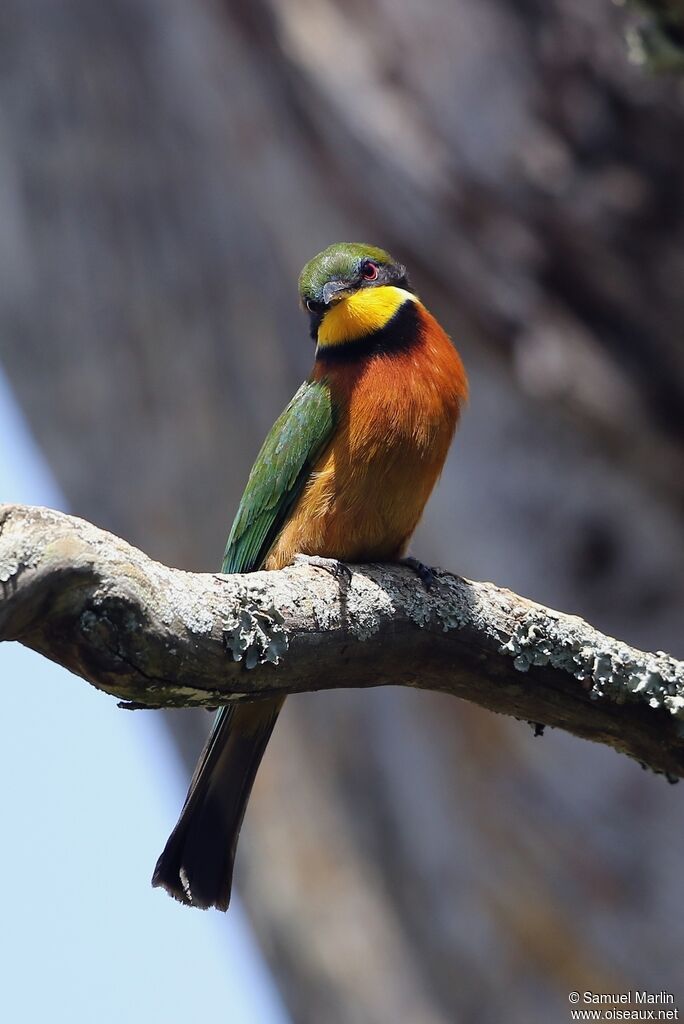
302,262,411,314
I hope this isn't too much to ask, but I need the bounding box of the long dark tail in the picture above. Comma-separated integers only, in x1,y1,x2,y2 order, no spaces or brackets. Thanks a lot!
152,696,284,911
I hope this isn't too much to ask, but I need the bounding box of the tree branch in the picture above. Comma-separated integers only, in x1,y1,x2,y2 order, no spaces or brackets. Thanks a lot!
2,503,684,778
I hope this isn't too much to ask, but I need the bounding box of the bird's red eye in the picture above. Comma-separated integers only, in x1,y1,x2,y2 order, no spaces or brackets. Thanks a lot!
361,261,379,281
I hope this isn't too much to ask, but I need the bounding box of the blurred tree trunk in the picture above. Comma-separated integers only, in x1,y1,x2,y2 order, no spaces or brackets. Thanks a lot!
1,2,684,1022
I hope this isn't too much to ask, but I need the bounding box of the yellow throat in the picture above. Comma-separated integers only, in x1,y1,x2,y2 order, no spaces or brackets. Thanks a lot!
317,286,417,347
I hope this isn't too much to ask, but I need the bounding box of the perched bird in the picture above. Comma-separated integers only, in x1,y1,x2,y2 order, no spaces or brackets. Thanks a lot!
152,242,468,910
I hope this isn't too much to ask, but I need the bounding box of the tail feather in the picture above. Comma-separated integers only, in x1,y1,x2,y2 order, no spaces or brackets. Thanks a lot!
152,696,284,911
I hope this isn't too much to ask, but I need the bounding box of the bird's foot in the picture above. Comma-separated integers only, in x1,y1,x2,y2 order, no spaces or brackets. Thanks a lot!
400,556,436,590
293,553,353,584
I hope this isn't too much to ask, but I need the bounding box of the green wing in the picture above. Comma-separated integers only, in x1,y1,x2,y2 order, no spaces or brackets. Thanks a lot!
222,379,335,574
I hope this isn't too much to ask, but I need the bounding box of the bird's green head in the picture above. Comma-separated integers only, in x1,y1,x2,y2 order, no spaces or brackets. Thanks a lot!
298,242,412,342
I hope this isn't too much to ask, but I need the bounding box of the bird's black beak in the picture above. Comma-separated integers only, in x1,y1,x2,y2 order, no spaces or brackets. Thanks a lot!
322,280,350,306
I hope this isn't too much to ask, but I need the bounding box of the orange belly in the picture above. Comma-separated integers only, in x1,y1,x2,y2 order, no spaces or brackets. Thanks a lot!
264,304,467,570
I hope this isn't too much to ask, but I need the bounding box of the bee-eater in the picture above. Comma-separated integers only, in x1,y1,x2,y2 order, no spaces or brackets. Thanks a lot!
152,242,468,910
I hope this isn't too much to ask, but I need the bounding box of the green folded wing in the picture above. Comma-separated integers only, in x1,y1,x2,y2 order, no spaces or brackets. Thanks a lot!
222,379,335,574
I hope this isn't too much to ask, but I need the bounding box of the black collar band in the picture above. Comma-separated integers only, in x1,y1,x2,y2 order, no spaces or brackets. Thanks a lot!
315,300,420,364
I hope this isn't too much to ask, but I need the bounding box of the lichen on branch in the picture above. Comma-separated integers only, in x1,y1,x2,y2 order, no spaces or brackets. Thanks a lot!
1,503,684,779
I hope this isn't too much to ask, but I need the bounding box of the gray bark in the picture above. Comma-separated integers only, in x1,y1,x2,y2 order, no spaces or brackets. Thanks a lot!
3,503,683,779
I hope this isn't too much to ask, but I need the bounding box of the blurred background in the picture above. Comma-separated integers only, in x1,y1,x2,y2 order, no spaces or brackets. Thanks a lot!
1,1,683,1022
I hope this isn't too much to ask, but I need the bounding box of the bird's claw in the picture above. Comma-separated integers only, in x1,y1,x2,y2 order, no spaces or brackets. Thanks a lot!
293,553,353,583
401,556,436,590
